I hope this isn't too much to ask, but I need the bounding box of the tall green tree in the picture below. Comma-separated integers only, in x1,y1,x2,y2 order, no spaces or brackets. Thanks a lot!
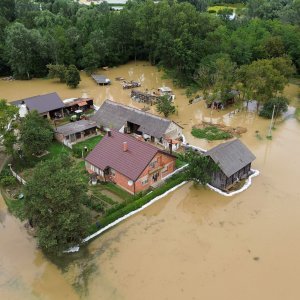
23,156,90,254
156,95,176,117
47,64,67,82
19,111,53,157
65,64,81,88
0,99,18,154
4,23,47,78
259,96,289,119
0,99,18,136
0,0,16,21
181,150,219,185
237,58,293,108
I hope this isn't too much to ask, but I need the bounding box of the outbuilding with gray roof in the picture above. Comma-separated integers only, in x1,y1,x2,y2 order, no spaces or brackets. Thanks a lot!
91,100,183,150
11,92,65,119
204,139,256,191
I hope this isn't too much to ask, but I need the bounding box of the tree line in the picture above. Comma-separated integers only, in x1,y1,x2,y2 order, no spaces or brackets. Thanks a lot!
0,0,299,86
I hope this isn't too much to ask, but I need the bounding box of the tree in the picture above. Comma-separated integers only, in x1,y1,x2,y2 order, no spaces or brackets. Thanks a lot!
211,56,237,104
181,150,218,185
47,64,67,82
23,156,90,254
0,0,16,21
4,23,48,79
0,99,18,136
19,111,53,157
65,64,80,88
0,99,18,153
156,95,176,117
259,96,289,119
237,58,292,109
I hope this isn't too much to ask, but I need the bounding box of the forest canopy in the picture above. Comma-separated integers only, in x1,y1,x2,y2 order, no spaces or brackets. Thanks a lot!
0,0,299,86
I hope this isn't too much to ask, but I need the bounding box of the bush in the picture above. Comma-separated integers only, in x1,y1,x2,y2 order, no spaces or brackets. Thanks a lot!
259,97,289,119
72,146,83,158
0,167,17,187
0,175,17,187
88,173,186,235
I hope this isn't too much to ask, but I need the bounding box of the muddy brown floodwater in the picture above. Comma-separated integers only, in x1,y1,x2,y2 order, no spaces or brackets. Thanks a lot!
0,61,300,300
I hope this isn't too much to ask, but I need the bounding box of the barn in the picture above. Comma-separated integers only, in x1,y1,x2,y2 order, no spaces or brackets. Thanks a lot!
204,139,256,191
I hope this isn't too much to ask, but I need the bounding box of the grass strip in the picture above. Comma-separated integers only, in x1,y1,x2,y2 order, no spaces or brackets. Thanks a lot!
191,126,232,141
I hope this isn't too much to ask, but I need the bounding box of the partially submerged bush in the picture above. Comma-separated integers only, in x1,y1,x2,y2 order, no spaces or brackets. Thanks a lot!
259,97,289,119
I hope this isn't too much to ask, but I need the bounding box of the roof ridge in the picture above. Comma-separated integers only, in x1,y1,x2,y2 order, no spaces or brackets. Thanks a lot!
21,92,58,101
110,129,161,152
103,99,171,124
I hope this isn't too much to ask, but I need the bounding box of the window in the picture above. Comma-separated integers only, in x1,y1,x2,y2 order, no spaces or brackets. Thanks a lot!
141,179,148,185
110,169,116,176
162,165,168,173
140,176,149,185
149,160,157,168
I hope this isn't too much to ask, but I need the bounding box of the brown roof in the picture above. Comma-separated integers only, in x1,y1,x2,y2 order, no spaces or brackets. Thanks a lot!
85,130,175,181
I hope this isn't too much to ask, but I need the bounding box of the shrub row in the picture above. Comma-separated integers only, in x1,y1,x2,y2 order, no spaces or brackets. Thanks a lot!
88,173,186,235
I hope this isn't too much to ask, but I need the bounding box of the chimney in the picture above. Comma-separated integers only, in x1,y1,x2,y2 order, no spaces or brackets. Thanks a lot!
107,130,111,137
123,141,128,152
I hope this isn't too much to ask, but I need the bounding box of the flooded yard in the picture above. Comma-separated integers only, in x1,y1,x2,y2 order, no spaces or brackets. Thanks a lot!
0,62,300,299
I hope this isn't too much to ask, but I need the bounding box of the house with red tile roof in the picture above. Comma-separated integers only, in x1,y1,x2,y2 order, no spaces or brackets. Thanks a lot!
85,130,176,194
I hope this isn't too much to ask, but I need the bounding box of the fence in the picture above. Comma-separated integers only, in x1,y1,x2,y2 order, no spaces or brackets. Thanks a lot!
9,165,26,185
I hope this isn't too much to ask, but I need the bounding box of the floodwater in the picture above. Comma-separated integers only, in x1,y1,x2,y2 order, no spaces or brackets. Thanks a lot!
0,62,300,299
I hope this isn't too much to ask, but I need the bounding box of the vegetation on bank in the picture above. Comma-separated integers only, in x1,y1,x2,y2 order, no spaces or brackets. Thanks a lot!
88,172,187,235
180,150,219,185
191,126,232,140
0,0,299,90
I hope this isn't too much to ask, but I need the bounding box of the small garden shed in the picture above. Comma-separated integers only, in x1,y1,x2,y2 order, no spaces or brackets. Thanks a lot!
204,139,256,191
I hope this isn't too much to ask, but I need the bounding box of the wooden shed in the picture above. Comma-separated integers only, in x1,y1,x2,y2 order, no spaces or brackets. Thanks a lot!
204,139,256,191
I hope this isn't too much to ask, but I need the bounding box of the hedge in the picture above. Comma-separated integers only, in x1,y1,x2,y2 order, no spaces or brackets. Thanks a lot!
88,173,186,234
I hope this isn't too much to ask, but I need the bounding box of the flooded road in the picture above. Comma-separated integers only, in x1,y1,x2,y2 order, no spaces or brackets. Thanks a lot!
0,62,300,299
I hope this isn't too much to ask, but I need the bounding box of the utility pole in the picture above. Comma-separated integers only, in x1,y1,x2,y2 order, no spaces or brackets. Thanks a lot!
267,105,276,139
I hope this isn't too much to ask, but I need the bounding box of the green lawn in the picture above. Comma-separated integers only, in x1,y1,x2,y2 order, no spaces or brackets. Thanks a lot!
45,141,71,159
72,135,103,158
191,126,232,141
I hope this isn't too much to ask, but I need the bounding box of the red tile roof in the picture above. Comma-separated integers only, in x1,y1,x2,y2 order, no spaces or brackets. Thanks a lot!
85,130,173,181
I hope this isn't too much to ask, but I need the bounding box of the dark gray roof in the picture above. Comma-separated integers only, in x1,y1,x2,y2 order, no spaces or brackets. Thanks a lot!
205,139,255,177
91,74,110,84
55,120,97,136
91,100,177,139
11,92,64,114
